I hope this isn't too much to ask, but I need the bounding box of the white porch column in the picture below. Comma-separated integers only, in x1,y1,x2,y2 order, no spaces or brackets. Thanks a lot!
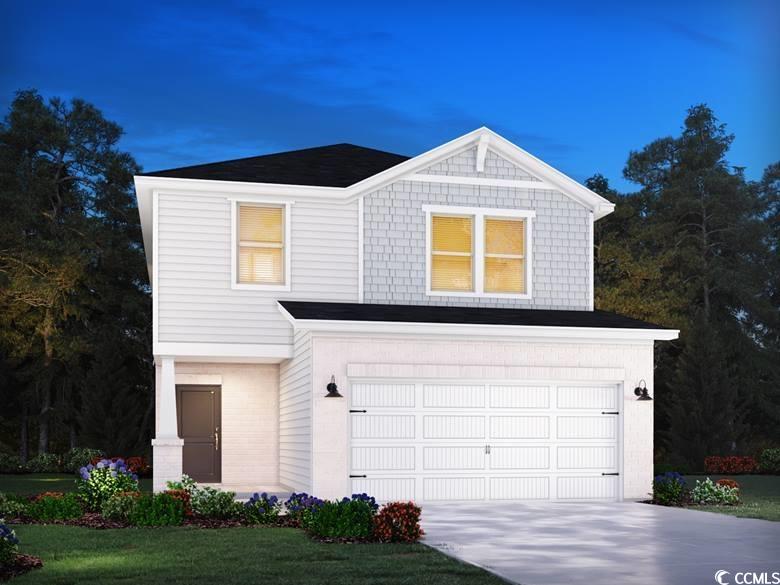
151,356,183,492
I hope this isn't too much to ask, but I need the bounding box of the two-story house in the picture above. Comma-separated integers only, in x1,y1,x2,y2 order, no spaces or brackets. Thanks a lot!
134,127,678,502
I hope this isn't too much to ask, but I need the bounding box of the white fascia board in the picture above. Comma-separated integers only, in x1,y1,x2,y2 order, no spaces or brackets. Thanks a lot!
484,130,615,220
276,304,679,342
153,341,293,361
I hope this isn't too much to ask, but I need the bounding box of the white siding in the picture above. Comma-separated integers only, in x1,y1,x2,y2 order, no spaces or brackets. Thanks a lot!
156,193,359,345
278,330,312,491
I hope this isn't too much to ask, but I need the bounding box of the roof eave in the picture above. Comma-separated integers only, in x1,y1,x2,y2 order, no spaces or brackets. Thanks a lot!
276,303,680,342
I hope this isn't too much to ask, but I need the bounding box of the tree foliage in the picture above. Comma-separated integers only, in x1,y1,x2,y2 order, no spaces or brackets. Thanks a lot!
0,90,151,458
592,105,780,466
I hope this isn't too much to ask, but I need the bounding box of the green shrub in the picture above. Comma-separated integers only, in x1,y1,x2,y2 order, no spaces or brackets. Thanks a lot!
652,472,687,506
129,493,184,526
0,453,27,474
691,478,740,505
167,476,239,519
0,493,28,519
62,448,104,473
77,459,139,511
100,491,141,521
25,453,60,473
190,487,240,519
758,448,780,474
0,521,19,567
27,493,82,521
306,499,374,539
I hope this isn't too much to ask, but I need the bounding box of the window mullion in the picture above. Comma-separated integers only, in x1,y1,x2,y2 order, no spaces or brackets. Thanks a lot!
475,213,485,294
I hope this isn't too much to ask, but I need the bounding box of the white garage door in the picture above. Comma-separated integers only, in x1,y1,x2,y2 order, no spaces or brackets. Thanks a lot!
349,382,621,502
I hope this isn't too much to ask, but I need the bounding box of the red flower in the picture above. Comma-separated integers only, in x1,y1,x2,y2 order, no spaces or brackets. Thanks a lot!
372,502,424,543
704,456,757,474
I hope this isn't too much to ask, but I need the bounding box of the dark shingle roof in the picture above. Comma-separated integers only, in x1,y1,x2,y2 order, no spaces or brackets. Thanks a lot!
278,301,670,330
141,144,410,187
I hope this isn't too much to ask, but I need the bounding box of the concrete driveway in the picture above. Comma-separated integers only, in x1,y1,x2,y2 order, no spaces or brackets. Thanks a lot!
422,502,780,585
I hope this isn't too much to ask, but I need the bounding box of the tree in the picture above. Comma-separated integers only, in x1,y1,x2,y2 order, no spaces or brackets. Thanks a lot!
602,104,780,465
0,90,151,457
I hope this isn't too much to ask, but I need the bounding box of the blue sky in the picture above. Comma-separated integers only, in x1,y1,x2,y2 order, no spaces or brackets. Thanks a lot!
2,0,777,190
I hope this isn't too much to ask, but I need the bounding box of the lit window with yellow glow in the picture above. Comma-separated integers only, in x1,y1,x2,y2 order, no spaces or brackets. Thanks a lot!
484,217,525,294
430,215,474,292
238,205,284,284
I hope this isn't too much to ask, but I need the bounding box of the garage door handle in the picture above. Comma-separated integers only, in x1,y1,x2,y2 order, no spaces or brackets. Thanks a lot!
602,472,620,476
349,474,367,478
349,409,367,413
601,411,619,415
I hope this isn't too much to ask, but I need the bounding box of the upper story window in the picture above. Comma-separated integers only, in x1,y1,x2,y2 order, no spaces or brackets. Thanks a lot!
231,201,291,290
425,205,534,298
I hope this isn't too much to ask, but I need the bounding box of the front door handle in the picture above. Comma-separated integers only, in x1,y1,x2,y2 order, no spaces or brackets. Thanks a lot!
215,427,219,451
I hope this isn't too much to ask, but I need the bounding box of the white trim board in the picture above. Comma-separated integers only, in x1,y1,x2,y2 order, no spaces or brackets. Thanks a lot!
154,341,293,362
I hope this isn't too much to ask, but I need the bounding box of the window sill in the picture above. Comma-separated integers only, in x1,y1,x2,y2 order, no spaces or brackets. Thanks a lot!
231,282,291,292
425,290,532,300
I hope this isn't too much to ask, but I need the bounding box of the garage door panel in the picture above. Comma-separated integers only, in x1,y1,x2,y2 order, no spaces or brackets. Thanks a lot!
350,382,620,502
352,415,415,439
557,476,618,500
490,477,549,500
489,446,550,470
557,385,617,409
489,385,550,409
423,446,484,470
424,477,485,500
352,477,415,501
424,415,485,439
557,416,616,439
352,384,415,408
490,416,550,439
423,385,485,408
557,446,616,470
352,446,415,471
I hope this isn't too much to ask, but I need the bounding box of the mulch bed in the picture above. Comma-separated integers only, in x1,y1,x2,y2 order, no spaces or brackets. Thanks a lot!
0,553,43,582
7,514,301,530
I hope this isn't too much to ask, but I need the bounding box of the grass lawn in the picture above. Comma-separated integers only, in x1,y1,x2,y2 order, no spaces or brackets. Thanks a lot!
0,473,152,495
10,525,504,585
685,474,780,521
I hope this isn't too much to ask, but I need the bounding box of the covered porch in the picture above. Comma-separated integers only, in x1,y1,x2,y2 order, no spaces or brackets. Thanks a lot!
151,357,288,494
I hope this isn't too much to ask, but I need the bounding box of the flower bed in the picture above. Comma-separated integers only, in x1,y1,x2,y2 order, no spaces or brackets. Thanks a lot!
648,472,743,508
0,520,43,581
1,474,424,543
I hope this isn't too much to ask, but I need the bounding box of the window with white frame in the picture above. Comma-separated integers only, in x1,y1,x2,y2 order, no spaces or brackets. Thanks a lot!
233,202,290,288
425,205,533,297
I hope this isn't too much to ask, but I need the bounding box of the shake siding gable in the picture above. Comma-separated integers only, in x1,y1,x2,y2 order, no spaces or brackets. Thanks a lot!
362,149,592,310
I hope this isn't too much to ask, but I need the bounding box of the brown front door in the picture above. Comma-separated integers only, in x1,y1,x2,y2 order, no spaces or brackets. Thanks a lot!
176,385,221,483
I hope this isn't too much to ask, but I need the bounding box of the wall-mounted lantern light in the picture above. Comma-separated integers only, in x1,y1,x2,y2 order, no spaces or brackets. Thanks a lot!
634,379,652,401
325,375,342,398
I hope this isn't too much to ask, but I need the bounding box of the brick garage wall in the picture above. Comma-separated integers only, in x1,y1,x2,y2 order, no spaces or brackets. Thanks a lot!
363,148,591,309
310,335,654,501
